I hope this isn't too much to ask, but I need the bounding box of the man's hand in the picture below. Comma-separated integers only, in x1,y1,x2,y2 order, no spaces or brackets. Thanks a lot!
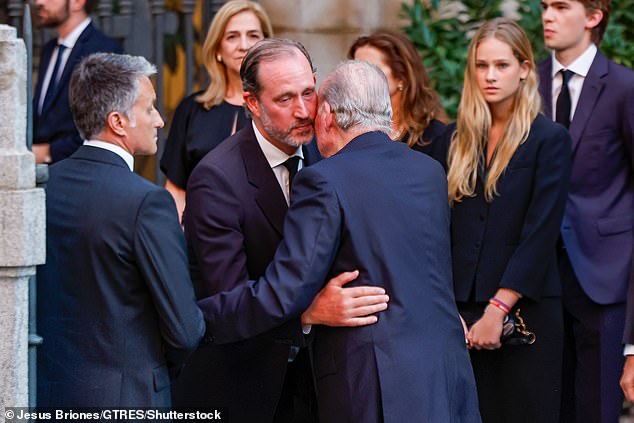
33,143,51,164
301,270,389,327
621,355,634,401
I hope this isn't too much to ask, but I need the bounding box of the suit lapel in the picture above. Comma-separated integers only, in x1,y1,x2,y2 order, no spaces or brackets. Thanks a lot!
568,52,607,152
34,40,56,114
41,23,95,116
240,127,288,236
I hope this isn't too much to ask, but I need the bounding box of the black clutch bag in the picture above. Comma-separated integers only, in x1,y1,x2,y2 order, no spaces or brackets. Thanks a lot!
500,308,536,346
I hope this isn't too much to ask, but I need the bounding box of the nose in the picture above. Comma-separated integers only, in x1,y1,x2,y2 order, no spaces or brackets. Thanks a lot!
542,6,553,21
239,35,250,51
485,66,496,82
294,97,309,119
155,112,165,129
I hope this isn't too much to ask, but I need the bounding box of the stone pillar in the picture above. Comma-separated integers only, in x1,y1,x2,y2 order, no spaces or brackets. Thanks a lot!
0,25,45,411
260,0,411,82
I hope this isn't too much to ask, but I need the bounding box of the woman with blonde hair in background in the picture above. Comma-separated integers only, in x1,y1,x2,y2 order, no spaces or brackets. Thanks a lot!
160,0,272,220
348,29,448,157
438,18,571,422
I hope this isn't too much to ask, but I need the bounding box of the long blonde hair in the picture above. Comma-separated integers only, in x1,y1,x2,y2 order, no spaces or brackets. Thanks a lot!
196,0,273,109
447,18,541,204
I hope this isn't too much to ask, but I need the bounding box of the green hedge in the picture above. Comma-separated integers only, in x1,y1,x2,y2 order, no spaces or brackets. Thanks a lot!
401,0,634,119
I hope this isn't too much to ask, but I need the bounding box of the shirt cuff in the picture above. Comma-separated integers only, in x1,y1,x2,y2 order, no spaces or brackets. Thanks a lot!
302,324,312,335
624,344,634,356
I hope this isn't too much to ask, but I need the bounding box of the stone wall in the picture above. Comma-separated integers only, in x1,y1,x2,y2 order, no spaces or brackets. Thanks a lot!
0,24,45,412
260,0,410,81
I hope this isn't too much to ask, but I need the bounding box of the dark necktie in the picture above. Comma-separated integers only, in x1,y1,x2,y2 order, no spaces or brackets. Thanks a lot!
282,156,300,186
42,44,67,112
555,69,574,128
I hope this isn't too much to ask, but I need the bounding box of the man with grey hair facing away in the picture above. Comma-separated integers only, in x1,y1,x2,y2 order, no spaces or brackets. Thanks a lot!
198,60,481,423
37,53,205,407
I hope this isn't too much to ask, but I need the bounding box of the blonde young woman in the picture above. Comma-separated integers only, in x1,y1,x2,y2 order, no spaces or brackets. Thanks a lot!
348,30,447,156
160,0,272,220
438,18,571,423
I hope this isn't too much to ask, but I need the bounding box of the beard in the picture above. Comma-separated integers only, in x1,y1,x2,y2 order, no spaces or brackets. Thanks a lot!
259,105,314,148
37,0,70,28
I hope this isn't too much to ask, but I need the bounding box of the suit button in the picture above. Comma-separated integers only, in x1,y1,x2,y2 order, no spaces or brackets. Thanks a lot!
204,335,216,343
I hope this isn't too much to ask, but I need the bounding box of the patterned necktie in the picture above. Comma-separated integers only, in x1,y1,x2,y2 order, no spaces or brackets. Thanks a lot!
42,43,67,112
555,69,574,128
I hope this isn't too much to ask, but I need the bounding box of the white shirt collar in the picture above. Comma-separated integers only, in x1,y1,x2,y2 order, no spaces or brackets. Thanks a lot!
58,17,91,49
83,139,135,171
252,121,303,167
551,43,597,78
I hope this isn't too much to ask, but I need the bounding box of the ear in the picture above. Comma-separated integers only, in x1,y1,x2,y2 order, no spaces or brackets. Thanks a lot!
585,8,603,31
244,92,260,118
107,111,127,137
519,60,530,81
319,101,334,131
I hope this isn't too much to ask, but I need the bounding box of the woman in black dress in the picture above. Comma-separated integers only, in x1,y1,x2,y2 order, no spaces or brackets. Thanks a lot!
348,29,448,157
160,0,272,220
442,18,571,423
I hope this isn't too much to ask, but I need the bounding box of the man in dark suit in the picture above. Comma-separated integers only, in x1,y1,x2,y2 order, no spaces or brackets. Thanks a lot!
197,59,481,423
538,1,634,422
37,53,205,406
33,0,122,164
179,39,389,422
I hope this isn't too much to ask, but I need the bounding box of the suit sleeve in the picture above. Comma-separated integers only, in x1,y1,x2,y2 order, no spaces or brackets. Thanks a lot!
197,167,342,343
135,188,205,364
498,123,572,299
184,162,250,296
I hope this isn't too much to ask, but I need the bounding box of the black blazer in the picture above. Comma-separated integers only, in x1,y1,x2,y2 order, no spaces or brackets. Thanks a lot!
33,22,123,162
176,124,321,419
440,115,571,302
37,146,204,406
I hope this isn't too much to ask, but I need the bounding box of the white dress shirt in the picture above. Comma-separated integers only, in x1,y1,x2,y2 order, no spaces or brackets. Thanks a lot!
550,43,597,122
38,17,92,114
252,121,304,205
252,121,312,335
84,140,134,172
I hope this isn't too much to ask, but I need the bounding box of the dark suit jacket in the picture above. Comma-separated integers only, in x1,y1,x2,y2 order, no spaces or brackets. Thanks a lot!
37,145,204,407
33,22,123,162
441,115,571,302
538,53,633,310
198,131,481,423
176,124,320,420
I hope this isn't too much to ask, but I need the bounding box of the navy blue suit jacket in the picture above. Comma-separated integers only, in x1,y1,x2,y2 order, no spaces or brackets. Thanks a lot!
198,131,481,423
538,53,634,309
438,115,571,303
33,23,123,162
177,124,321,419
37,146,204,406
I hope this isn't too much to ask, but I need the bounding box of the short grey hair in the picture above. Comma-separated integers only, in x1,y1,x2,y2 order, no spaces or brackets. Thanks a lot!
240,38,315,98
69,53,157,140
319,60,392,133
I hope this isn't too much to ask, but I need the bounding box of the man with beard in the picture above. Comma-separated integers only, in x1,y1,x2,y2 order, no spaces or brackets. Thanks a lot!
33,0,122,164
180,39,389,422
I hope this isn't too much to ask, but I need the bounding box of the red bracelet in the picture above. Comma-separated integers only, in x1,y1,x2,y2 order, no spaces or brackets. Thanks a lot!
489,297,511,314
